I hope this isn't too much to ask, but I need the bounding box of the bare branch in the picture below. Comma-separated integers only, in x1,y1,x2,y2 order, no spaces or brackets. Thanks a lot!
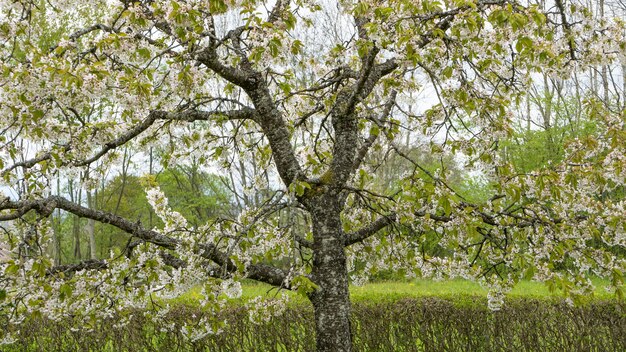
352,90,397,173
413,202,588,229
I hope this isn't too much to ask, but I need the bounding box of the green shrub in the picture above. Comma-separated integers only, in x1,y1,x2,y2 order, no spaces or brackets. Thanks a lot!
2,297,624,351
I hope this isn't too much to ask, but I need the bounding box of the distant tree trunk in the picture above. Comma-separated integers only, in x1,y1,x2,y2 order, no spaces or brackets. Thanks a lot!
149,147,154,228
69,180,82,261
52,220,62,265
526,92,531,132
622,63,626,109
108,147,131,254
51,176,62,266
599,0,609,106
86,189,97,260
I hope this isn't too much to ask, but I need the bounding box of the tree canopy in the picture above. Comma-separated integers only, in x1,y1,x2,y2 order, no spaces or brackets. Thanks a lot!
0,0,625,350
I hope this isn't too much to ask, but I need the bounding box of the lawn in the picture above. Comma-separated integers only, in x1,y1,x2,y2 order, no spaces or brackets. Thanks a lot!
177,278,616,305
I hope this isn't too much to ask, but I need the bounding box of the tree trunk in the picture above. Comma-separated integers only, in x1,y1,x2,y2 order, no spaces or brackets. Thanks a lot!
52,176,62,266
622,63,626,109
86,189,97,260
52,216,62,266
309,204,352,352
68,180,82,261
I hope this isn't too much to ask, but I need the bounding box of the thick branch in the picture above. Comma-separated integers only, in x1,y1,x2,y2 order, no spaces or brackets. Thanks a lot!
69,24,113,41
294,233,313,248
196,48,258,89
47,259,108,276
344,213,397,246
329,58,398,187
197,43,303,187
267,0,290,24
73,112,161,167
1,146,71,178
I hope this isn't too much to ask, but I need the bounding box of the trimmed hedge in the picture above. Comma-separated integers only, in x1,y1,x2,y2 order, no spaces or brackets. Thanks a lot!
3,296,624,351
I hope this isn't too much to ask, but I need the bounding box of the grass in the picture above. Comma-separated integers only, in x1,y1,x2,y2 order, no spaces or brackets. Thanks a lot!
176,278,616,306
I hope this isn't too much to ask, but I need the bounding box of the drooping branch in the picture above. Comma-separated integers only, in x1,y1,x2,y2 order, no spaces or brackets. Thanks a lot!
61,19,176,57
0,196,291,288
1,145,71,178
344,197,585,247
76,108,257,167
413,202,588,229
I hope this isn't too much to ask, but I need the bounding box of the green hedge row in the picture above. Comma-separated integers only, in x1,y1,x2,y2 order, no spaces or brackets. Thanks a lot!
3,296,625,351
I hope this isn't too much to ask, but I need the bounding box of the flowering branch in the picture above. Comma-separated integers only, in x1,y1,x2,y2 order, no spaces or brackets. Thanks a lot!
1,107,256,174
0,196,291,289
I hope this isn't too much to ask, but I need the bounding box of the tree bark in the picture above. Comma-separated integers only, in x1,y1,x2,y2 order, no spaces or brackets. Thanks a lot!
309,200,352,352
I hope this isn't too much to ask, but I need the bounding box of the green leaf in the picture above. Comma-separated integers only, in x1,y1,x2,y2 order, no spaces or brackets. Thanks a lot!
59,283,73,301
249,47,265,62
278,82,292,95
440,197,452,216
137,47,151,59
213,146,224,159
369,124,380,137
374,7,393,20
32,261,47,277
291,40,303,55
5,263,19,275
209,0,228,14
516,36,533,52
32,109,45,120
294,181,311,197
292,275,319,297
268,37,282,57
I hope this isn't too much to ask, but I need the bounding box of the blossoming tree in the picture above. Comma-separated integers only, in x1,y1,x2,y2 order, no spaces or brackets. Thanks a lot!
0,0,625,350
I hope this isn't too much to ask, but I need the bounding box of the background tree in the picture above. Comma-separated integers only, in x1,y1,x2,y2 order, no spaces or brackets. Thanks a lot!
0,0,625,351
